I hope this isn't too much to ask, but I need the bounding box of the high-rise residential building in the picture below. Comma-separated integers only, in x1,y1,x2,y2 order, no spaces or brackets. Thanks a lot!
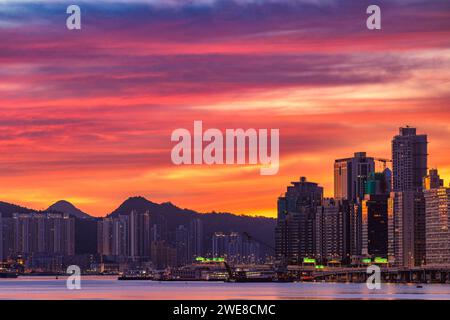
424,169,450,266
188,218,203,260
392,127,428,192
112,215,129,257
175,225,189,266
315,198,344,263
391,127,428,267
389,191,417,267
129,210,151,259
361,172,390,259
2,212,75,258
97,218,113,256
343,200,362,261
97,211,151,261
424,168,444,190
212,232,228,258
0,213,3,261
276,177,323,264
1,217,14,261
334,152,391,202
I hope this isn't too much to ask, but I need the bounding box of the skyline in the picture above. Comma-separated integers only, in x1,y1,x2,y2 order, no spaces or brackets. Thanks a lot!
0,0,450,217
1,125,445,219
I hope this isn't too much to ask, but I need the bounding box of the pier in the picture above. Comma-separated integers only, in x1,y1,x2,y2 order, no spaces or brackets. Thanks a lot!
285,266,450,283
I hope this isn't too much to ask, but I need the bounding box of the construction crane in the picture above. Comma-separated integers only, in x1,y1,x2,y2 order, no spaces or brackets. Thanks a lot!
243,231,290,277
242,232,274,251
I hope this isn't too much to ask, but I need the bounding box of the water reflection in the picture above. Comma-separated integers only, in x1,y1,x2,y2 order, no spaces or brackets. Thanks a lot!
0,276,449,300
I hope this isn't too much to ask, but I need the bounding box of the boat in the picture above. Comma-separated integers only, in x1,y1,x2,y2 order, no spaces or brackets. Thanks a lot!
227,270,277,283
118,272,153,281
0,271,18,279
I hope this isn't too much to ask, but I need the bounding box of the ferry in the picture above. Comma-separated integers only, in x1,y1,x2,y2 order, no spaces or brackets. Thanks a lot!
0,263,18,279
118,271,153,281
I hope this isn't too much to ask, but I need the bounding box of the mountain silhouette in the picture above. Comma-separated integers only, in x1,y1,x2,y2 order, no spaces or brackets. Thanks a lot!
0,201,35,218
47,200,92,219
109,196,276,255
0,197,276,256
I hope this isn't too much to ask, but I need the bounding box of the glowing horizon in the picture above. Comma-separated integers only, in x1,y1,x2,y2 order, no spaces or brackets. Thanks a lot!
0,0,449,217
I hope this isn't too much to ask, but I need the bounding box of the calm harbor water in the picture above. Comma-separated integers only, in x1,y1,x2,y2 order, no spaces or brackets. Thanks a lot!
1,276,450,300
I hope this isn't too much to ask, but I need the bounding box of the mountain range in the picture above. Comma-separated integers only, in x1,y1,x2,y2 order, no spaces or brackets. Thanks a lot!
47,200,92,219
0,196,276,256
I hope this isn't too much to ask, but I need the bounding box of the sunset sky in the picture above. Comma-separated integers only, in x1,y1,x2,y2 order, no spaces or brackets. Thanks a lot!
0,0,449,217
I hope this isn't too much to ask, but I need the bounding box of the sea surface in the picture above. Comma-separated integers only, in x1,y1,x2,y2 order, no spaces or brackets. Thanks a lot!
0,276,450,300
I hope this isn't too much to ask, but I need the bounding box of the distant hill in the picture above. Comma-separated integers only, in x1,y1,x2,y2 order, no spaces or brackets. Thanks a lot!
47,200,92,219
0,197,277,257
46,200,96,255
108,196,276,256
0,201,35,218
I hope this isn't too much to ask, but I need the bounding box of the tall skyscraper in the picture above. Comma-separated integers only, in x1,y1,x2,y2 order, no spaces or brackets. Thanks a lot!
334,152,391,202
392,127,428,192
276,177,323,264
315,198,344,263
389,191,417,267
361,172,390,259
391,127,428,267
424,169,450,266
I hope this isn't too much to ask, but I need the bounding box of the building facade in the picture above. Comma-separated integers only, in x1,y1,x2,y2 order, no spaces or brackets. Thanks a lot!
392,127,427,192
1,212,75,260
315,199,344,263
334,152,391,202
361,172,390,259
275,177,323,264
424,169,450,266
390,127,428,267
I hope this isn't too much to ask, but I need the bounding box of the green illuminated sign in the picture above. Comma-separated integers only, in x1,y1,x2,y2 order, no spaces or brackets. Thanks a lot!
195,256,225,263
374,257,388,264
212,257,225,262
362,258,372,264
303,258,316,264
315,265,325,269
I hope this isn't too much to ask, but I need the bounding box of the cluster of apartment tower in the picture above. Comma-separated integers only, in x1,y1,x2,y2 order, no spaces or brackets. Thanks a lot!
0,212,75,263
276,127,450,267
97,214,261,268
97,212,204,268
